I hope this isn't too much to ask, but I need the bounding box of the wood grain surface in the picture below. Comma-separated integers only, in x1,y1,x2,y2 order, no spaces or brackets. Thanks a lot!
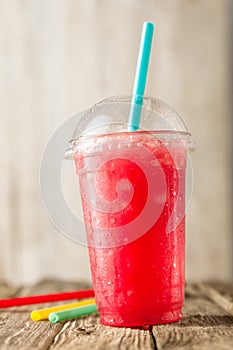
0,280,233,349
153,283,233,350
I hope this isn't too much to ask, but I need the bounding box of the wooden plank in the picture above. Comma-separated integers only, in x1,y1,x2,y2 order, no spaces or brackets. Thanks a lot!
0,282,21,299
204,281,233,302
0,280,91,350
49,314,154,350
193,282,233,315
0,311,63,350
0,279,154,350
0,279,91,313
0,279,154,349
14,279,91,298
153,282,233,350
154,325,233,350
1,280,233,349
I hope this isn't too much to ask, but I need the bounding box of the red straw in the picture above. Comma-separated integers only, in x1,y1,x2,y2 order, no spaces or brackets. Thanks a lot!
0,289,95,308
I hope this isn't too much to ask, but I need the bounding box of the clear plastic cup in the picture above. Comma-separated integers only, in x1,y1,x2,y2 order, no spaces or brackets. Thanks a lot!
66,96,194,327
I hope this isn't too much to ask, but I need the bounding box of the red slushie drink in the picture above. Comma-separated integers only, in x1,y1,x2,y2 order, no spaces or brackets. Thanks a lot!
74,127,188,327
66,95,194,327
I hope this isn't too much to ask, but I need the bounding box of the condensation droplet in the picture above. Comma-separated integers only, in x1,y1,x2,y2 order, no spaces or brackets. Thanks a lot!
127,290,133,296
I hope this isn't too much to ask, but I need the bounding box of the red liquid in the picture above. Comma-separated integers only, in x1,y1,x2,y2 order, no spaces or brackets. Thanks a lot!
75,132,187,327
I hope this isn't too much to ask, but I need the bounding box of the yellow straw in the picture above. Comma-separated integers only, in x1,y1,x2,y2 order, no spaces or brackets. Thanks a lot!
30,298,95,321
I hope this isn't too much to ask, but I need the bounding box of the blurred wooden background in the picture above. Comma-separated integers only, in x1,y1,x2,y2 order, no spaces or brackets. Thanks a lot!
0,0,232,285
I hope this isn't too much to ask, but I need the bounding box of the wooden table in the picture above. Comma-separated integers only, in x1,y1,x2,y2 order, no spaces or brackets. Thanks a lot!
0,280,232,349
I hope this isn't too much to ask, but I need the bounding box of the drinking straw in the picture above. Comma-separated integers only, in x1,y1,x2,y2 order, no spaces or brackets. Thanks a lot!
0,289,94,308
31,298,96,321
49,303,98,323
128,22,154,132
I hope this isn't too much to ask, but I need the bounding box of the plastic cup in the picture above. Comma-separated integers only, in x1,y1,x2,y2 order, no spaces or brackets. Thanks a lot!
66,96,194,327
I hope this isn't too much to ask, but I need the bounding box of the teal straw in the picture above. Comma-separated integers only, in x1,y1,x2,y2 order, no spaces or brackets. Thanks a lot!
49,303,98,323
128,22,154,131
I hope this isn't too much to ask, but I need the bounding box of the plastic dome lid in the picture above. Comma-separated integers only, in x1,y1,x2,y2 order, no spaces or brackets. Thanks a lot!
66,95,195,158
